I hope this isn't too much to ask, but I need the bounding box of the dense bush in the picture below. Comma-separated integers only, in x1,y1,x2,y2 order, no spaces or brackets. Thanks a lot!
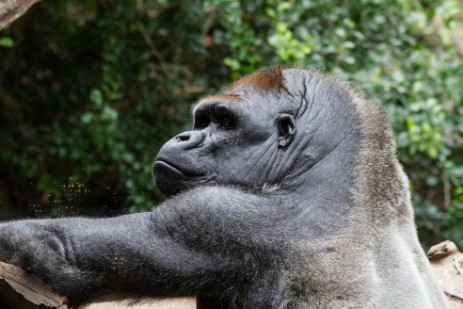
0,0,462,248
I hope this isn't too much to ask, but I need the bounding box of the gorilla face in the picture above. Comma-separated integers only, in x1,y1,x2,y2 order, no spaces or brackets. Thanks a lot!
152,99,296,196
153,72,297,196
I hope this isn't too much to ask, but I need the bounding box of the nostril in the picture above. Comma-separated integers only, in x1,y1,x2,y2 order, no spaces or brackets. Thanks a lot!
171,131,205,150
176,133,190,142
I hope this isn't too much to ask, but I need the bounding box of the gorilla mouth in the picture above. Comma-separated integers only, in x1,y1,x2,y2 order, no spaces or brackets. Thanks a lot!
153,159,204,178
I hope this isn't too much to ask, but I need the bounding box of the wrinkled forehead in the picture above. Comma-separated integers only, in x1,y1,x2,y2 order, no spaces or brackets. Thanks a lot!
193,68,289,115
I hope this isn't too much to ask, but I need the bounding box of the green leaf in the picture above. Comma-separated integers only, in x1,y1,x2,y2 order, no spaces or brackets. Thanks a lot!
0,37,14,48
89,89,103,106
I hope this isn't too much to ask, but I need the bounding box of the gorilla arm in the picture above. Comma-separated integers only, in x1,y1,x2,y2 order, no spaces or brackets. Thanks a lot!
0,186,283,306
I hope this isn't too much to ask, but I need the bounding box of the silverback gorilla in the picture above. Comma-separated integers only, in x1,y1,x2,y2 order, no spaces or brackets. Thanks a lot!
0,68,448,308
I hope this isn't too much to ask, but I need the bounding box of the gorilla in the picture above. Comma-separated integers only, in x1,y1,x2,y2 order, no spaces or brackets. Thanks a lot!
0,68,448,308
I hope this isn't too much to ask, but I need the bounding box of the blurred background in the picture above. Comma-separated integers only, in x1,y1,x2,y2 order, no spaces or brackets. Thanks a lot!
0,0,462,249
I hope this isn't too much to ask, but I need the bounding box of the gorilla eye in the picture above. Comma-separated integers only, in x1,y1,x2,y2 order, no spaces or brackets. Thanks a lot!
211,114,235,130
194,105,236,130
220,116,235,130
211,107,235,130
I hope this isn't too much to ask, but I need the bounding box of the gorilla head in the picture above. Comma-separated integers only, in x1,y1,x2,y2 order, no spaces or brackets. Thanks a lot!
153,67,359,196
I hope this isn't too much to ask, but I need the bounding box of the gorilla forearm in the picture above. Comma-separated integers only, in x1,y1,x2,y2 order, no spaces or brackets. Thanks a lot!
0,215,160,302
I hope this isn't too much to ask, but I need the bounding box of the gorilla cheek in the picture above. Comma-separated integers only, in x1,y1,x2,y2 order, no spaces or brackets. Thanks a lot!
214,147,266,186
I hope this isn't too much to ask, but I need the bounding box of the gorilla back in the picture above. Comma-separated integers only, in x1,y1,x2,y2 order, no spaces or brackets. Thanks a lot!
0,68,448,308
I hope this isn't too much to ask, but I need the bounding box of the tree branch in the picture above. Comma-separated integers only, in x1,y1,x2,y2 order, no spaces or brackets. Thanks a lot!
0,0,41,30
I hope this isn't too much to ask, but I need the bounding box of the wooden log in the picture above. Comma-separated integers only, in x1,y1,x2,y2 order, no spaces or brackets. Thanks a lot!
0,262,68,308
0,262,195,308
428,240,463,309
82,295,195,309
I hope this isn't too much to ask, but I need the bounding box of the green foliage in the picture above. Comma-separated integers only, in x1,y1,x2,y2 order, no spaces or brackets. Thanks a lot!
0,0,461,248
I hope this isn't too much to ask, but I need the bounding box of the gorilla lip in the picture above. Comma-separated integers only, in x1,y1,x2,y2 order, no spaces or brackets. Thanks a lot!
153,159,203,177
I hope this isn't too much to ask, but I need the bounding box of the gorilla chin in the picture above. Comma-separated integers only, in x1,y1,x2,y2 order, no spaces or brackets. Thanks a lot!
153,159,206,196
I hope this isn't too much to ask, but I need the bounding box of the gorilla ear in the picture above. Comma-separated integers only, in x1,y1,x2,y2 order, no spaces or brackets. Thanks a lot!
276,114,296,149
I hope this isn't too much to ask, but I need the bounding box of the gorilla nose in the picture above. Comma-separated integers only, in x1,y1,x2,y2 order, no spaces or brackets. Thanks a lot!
172,130,205,150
